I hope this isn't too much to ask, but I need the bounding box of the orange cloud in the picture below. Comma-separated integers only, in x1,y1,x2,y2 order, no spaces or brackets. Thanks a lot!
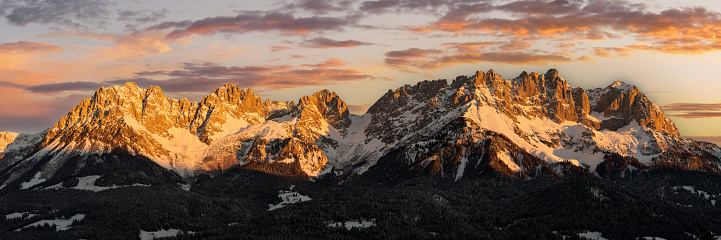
298,37,373,48
302,58,348,68
409,1,721,56
47,31,177,61
385,39,569,70
663,103,721,119
159,12,360,38
0,69,58,85
441,41,495,51
113,61,381,91
271,45,293,52
0,41,62,69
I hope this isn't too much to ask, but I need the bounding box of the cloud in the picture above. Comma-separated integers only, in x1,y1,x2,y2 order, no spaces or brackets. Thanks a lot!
438,3,494,22
0,0,110,29
499,40,532,51
0,41,62,69
117,9,168,23
299,37,373,48
123,61,379,90
663,103,721,119
0,87,88,133
137,62,291,77
302,58,348,68
284,0,353,15
23,81,104,93
440,41,495,51
0,80,102,93
270,45,293,52
47,31,175,61
496,0,582,15
384,48,442,71
359,0,479,15
385,42,571,70
0,41,62,53
358,0,400,14
408,0,721,55
158,11,361,38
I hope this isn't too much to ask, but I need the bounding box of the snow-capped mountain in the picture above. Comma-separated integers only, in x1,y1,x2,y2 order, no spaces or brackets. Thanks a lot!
0,132,19,153
1,69,719,190
353,69,719,180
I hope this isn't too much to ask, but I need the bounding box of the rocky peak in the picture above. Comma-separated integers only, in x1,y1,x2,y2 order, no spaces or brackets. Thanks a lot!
544,68,560,82
588,82,679,137
0,132,19,153
297,89,351,130
201,84,264,113
367,79,447,116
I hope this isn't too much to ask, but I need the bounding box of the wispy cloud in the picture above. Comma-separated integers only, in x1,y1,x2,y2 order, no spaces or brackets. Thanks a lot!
0,41,62,69
0,41,62,53
663,103,721,119
0,87,88,133
302,58,348,68
154,11,361,39
299,37,373,48
122,61,378,90
0,0,110,29
117,9,168,23
284,0,354,15
270,45,293,52
409,0,721,56
46,31,176,61
384,42,571,70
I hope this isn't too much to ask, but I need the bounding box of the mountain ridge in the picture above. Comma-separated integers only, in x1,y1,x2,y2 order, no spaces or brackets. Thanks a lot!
0,68,719,190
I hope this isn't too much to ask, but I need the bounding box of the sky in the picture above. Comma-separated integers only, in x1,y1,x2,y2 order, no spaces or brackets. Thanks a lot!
0,0,720,144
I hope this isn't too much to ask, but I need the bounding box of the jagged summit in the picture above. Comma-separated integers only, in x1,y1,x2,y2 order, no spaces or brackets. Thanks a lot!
0,132,19,153
0,70,718,190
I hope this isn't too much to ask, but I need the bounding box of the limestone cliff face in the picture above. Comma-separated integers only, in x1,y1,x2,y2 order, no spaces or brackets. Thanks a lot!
356,69,715,179
0,83,348,186
0,68,716,188
588,82,680,137
0,132,19,153
203,89,351,177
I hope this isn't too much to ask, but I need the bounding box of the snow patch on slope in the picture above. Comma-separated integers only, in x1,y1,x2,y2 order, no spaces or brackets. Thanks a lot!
5,212,37,220
463,100,568,167
327,218,377,230
268,185,312,211
151,127,209,170
20,172,45,189
213,115,251,140
139,229,195,240
234,118,295,140
16,214,85,231
497,151,520,171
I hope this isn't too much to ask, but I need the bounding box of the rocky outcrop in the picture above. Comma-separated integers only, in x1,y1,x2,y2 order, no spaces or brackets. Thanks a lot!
588,82,680,137
357,68,716,180
0,132,19,153
298,90,351,130
0,83,350,186
0,68,716,189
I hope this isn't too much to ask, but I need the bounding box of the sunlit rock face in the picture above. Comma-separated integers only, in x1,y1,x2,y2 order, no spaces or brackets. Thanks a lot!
0,68,718,189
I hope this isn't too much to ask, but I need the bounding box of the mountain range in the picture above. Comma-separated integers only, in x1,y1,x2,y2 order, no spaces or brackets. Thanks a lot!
1,68,719,190
1,69,721,239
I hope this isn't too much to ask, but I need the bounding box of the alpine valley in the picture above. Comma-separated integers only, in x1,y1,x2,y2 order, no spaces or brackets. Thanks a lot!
1,69,720,239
